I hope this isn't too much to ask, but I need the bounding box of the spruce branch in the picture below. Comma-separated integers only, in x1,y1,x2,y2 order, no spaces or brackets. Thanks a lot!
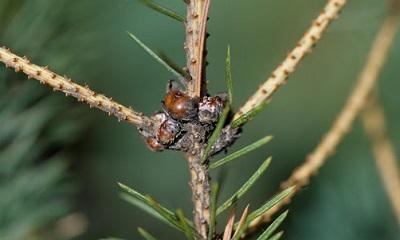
184,1,213,238
186,154,211,239
233,0,347,122
246,5,400,231
4,0,397,238
0,46,153,128
362,96,400,225
184,0,210,98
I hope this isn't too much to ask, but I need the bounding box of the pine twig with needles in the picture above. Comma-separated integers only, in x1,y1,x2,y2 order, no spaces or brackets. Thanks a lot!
183,1,213,238
5,0,400,238
184,0,210,98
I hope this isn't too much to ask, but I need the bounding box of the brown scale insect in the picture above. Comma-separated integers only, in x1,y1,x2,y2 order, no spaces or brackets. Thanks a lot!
156,118,181,145
198,95,226,124
163,90,198,121
145,111,182,151
146,85,231,153
146,137,164,152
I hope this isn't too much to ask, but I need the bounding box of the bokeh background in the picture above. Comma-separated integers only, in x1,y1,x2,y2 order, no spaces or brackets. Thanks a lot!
0,0,399,239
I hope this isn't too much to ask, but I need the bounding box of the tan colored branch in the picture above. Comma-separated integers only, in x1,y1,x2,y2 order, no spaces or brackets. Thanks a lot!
187,154,211,239
185,0,210,98
247,8,400,232
184,1,212,238
0,47,152,128
233,0,347,121
362,96,400,225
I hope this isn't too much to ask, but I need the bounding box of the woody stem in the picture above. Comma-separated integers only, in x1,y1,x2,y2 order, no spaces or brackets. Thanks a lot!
184,0,212,238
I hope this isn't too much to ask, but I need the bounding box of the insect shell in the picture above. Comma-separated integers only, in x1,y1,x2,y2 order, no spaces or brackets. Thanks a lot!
163,90,198,121
156,118,181,145
145,112,182,151
146,137,164,152
198,96,225,124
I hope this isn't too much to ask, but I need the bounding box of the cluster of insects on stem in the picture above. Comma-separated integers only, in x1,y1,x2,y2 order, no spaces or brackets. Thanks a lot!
142,80,237,156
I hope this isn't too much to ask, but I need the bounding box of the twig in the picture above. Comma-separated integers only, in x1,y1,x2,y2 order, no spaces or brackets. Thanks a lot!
362,96,400,225
184,1,212,238
187,154,211,239
0,47,153,128
247,6,400,232
184,0,210,98
233,0,347,121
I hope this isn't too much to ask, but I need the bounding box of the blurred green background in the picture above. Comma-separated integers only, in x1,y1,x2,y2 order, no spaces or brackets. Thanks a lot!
1,0,400,239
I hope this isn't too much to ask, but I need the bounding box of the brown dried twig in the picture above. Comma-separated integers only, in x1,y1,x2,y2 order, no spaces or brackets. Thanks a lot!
247,5,400,231
187,153,211,239
362,96,400,225
184,1,212,238
185,0,210,98
0,47,153,129
233,0,347,121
